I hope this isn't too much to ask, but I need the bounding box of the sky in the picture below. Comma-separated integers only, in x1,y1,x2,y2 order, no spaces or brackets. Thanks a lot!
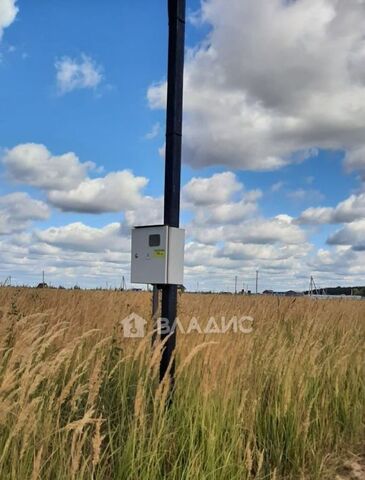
0,0,365,292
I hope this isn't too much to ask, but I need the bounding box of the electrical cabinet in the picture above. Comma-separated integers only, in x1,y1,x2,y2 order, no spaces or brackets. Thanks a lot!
131,225,185,285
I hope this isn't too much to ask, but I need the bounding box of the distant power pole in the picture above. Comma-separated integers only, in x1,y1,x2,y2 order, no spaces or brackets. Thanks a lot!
42,270,45,285
309,276,318,296
234,276,238,294
256,270,259,294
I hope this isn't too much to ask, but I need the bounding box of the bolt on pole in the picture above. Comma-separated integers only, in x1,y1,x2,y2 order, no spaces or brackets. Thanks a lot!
160,0,186,385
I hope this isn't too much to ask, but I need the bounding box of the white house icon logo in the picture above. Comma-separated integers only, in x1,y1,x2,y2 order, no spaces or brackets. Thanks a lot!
121,313,147,338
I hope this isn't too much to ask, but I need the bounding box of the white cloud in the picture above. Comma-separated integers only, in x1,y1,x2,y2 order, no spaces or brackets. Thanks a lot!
0,222,132,288
228,216,305,245
297,207,333,225
0,164,362,290
271,181,285,193
298,192,365,224
34,222,129,253
188,214,305,246
145,122,161,140
194,198,259,225
148,0,365,174
220,242,311,262
308,246,365,280
327,219,365,250
183,172,243,205
0,0,18,41
344,147,365,178
183,172,261,225
48,171,148,213
2,143,95,190
2,143,150,215
124,196,163,227
286,188,324,203
55,54,103,94
0,192,49,235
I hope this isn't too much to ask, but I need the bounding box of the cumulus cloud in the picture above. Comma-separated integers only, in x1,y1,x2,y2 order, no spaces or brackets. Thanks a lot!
55,54,103,94
0,0,18,41
148,0,365,173
297,207,333,225
34,222,129,253
308,246,365,281
220,242,311,262
124,196,163,227
226,216,305,245
188,213,305,246
2,143,95,190
183,172,243,205
183,172,261,225
0,222,132,288
1,144,150,214
327,219,365,250
0,192,49,235
298,192,365,224
48,171,148,213
344,147,365,178
194,198,259,225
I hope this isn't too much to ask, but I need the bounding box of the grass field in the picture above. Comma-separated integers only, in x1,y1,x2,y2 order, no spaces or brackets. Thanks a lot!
0,287,364,479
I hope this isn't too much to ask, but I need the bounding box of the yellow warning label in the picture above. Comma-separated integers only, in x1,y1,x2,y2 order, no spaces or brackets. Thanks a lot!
153,249,166,258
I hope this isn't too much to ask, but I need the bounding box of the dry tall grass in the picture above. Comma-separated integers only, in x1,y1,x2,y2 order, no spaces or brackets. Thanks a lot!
0,288,364,479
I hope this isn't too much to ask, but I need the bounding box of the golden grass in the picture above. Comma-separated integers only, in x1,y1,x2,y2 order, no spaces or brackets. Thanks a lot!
0,287,364,479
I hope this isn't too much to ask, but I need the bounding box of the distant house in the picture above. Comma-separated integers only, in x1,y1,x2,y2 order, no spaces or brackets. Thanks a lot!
285,290,298,297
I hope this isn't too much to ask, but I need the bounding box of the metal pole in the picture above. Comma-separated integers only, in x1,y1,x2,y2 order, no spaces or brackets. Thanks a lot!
256,270,259,294
151,285,160,347
160,0,186,384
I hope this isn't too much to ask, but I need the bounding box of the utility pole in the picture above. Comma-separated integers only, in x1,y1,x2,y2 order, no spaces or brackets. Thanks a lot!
160,0,186,385
42,270,45,285
151,285,160,347
234,276,238,294
309,276,318,296
256,270,259,294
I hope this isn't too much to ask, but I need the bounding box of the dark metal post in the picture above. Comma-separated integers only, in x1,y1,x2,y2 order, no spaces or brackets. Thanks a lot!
151,285,159,347
160,0,186,384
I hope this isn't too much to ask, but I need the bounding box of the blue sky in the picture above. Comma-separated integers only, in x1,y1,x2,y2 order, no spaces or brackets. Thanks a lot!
1,0,365,291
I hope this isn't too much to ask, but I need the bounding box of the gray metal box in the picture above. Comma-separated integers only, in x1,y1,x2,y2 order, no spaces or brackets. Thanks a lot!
131,225,185,285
